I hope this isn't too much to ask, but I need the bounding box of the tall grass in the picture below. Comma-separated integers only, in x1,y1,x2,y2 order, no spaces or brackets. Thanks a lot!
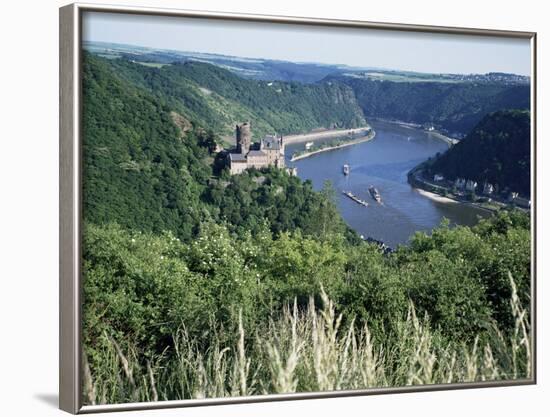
83,274,531,405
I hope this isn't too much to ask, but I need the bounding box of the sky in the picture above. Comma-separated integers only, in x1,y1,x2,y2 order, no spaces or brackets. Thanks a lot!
82,12,531,76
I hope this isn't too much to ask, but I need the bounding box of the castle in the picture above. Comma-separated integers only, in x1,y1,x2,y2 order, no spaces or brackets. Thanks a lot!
227,122,286,175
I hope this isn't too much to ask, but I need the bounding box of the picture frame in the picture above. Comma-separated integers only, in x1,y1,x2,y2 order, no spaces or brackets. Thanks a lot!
60,2,537,414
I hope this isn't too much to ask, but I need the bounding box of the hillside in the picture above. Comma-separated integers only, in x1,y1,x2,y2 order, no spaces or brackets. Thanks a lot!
327,75,530,136
82,53,354,242
428,110,531,196
81,53,212,241
96,54,367,139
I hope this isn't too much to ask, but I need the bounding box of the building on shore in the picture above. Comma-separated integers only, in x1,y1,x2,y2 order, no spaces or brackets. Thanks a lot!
465,180,478,192
483,182,495,195
453,177,478,192
454,178,466,189
227,122,288,175
508,192,531,209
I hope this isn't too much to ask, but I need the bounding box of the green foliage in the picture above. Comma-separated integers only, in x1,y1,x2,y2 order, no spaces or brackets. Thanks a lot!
471,211,531,329
429,110,531,196
82,223,197,356
206,167,357,242
405,213,531,336
85,285,531,404
83,211,530,384
82,54,212,241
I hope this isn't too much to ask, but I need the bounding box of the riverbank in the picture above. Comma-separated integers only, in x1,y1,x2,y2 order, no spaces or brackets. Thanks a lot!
371,118,459,146
408,167,501,214
290,130,376,162
415,188,458,204
416,186,500,214
284,126,372,144
428,131,459,146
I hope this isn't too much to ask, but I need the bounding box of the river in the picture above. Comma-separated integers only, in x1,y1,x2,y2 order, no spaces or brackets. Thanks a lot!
285,120,491,248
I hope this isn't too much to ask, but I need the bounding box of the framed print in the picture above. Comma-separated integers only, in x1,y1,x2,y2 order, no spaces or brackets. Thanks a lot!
59,3,536,413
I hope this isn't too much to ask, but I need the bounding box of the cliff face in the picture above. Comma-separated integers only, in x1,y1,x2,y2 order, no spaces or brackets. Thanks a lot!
326,75,530,136
428,110,531,196
169,61,368,134
100,54,368,138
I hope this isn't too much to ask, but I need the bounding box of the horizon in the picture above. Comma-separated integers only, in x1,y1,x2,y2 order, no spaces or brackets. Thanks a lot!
83,12,531,77
83,39,530,78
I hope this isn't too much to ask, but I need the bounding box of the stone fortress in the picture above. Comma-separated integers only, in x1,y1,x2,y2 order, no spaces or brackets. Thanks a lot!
227,122,287,175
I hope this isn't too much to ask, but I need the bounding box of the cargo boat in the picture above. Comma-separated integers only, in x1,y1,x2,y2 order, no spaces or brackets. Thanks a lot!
342,190,368,207
368,185,381,203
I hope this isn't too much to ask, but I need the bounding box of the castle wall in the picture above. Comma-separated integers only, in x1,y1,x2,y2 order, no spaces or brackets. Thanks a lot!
269,151,285,168
247,154,269,169
230,161,248,175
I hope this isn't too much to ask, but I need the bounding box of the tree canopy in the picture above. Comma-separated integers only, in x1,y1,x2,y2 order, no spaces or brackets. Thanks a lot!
429,110,531,196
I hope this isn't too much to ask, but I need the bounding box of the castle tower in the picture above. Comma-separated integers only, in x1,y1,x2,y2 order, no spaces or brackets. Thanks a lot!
277,134,285,168
236,122,252,154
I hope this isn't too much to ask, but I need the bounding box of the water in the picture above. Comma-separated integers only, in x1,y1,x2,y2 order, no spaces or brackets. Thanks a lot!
285,120,490,248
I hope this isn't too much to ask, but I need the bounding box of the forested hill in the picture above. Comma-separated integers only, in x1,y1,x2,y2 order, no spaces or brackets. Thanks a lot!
95,54,367,139
325,75,530,136
82,53,355,242
428,110,530,196
82,53,211,239
85,53,530,141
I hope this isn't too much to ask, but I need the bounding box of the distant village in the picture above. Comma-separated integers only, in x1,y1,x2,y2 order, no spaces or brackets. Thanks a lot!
409,169,531,210
440,72,530,85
